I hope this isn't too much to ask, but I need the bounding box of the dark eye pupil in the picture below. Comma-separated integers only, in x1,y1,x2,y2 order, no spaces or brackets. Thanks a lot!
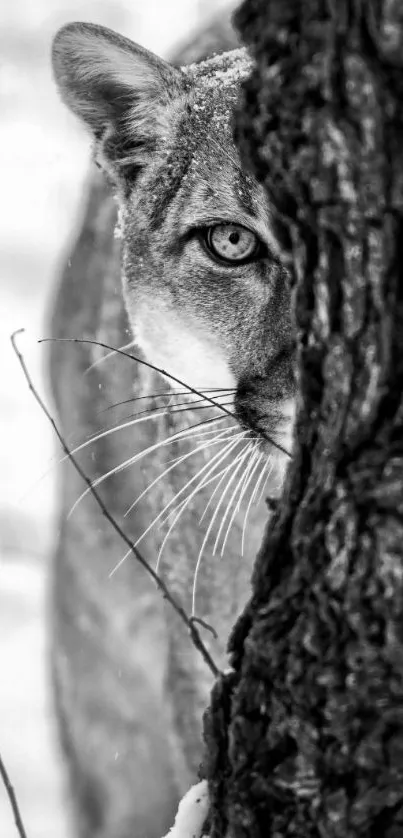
229,231,240,244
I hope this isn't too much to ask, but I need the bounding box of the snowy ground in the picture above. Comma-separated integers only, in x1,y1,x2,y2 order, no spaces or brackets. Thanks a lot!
0,2,232,836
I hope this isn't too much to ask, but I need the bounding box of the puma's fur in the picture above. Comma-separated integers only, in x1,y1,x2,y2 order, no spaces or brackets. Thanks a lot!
50,14,295,838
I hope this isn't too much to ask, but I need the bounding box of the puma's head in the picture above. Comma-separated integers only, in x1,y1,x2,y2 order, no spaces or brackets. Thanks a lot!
52,23,296,465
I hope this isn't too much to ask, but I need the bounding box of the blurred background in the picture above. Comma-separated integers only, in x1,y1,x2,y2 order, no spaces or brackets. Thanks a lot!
0,2,233,835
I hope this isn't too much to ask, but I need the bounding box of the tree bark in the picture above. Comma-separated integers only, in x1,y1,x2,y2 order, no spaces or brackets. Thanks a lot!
203,1,403,835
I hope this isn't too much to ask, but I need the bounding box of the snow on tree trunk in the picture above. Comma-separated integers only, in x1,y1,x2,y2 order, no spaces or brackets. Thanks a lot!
203,1,403,836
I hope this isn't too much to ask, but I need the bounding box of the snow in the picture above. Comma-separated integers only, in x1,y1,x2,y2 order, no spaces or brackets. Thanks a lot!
162,781,209,838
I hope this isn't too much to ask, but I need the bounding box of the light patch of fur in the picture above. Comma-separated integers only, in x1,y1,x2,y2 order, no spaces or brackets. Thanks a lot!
128,298,237,399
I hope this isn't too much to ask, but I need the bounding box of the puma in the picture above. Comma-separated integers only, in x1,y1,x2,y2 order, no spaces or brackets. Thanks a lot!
50,12,295,838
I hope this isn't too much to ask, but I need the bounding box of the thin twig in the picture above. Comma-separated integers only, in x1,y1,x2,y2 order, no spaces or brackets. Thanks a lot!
39,336,291,457
190,615,218,640
12,330,220,678
0,751,28,838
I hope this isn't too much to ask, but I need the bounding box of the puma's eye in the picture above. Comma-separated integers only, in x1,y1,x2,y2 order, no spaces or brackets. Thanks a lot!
204,224,260,264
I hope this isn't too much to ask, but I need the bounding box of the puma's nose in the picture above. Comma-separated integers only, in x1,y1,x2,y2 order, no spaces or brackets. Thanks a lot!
235,384,295,455
234,348,296,445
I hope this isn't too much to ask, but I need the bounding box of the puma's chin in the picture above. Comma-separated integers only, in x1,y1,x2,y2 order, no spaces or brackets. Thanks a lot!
236,396,295,476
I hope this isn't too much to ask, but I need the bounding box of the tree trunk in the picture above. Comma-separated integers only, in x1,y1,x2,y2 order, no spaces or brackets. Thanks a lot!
203,1,403,835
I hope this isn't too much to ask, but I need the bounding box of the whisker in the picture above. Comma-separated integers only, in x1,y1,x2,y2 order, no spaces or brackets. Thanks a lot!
191,440,251,616
67,416,232,518
161,422,239,466
165,401,234,418
130,435,245,545
211,445,254,557
213,441,253,540
166,436,250,531
240,452,263,556
87,412,232,466
84,339,136,373
109,547,132,578
98,390,183,414
112,397,234,424
100,388,236,414
160,414,230,436
198,437,251,526
82,413,231,474
109,435,244,578
157,456,239,533
241,455,268,556
123,426,240,517
64,410,169,463
155,458,241,574
219,442,258,558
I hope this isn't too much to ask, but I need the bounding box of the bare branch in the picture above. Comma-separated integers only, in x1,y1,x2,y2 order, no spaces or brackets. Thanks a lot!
11,329,219,678
0,751,28,838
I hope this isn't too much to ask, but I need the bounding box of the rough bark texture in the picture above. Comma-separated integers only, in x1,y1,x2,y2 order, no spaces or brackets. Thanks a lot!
203,1,403,836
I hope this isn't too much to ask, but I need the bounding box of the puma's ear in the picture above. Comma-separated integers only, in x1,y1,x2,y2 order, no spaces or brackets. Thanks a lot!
52,22,184,180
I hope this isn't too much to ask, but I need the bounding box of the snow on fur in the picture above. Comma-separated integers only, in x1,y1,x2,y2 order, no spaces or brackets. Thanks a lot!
162,781,209,838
